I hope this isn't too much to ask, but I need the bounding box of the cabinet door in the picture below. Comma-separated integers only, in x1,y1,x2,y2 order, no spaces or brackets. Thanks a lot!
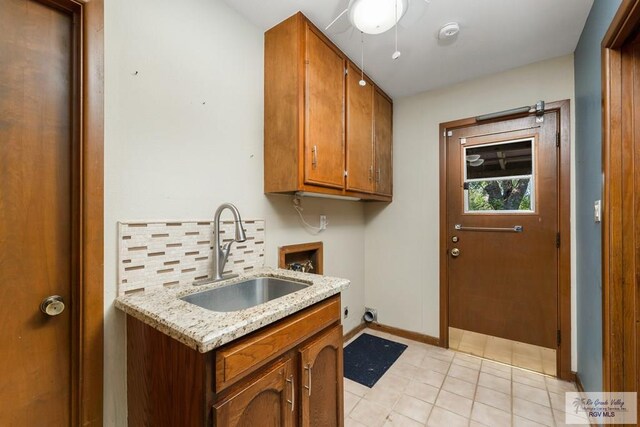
214,357,295,427
299,325,344,427
374,89,393,196
304,24,345,189
346,62,374,193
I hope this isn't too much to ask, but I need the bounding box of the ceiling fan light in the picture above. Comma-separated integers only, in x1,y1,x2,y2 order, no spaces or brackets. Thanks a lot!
349,0,407,35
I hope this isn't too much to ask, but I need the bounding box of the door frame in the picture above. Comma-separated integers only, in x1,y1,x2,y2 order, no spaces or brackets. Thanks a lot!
602,0,640,395
438,100,572,380
36,0,104,424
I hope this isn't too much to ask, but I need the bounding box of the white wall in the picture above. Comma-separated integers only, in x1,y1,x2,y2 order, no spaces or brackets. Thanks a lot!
104,0,366,424
364,54,577,370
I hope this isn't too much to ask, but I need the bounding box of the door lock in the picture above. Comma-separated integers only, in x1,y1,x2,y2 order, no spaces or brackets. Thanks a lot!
450,248,460,257
40,295,65,316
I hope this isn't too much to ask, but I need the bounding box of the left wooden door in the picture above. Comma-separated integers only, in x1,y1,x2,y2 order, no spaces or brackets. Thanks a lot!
214,357,296,427
0,0,77,424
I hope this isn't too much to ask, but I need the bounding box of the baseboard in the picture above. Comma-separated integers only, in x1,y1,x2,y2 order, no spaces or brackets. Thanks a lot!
572,373,597,426
367,322,441,347
573,371,584,392
343,322,366,343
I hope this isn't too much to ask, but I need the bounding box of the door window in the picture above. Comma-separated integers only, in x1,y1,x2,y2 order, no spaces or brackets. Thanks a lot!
463,138,535,213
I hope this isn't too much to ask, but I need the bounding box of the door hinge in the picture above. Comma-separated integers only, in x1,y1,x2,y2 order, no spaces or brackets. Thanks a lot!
535,100,545,123
557,330,561,346
556,232,560,248
556,132,560,147
345,68,348,75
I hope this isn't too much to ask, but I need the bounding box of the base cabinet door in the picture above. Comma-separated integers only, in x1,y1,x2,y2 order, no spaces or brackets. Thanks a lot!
214,357,295,427
299,325,344,427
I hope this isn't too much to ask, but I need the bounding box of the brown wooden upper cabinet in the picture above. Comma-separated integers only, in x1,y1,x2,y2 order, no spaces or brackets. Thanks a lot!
374,88,393,196
264,12,393,202
346,62,374,194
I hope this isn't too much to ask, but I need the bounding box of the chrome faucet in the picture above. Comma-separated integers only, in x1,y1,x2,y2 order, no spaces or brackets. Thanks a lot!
211,203,247,282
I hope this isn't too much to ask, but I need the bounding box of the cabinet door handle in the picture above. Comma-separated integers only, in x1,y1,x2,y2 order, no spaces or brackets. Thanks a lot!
286,375,294,411
312,145,318,169
376,168,381,183
369,166,373,182
304,365,312,396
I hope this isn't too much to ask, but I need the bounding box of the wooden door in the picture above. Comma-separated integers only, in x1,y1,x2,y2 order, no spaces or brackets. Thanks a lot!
446,114,560,348
374,89,393,196
346,62,374,193
214,357,295,427
299,325,344,427
304,24,345,189
0,0,77,424
603,5,640,402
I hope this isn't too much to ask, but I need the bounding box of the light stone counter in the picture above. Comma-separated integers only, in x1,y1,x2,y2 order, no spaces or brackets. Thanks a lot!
115,267,350,353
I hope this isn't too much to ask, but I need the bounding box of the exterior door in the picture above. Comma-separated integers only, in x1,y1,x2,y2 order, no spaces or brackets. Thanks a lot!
304,23,345,189
446,112,559,348
299,325,344,427
214,358,295,427
0,0,77,424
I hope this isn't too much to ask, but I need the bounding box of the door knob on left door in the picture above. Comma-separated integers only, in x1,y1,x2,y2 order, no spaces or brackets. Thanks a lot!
451,248,460,257
40,295,65,316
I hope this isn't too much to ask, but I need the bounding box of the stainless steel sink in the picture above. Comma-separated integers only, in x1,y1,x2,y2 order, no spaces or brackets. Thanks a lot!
181,277,310,312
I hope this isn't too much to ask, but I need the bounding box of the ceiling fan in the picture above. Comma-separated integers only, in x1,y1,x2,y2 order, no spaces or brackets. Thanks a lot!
325,0,430,65
325,0,430,35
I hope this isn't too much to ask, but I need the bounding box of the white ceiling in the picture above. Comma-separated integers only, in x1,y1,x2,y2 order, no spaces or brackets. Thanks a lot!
222,0,593,98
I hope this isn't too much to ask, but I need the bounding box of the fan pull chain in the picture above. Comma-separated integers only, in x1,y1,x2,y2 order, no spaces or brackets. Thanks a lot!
359,31,366,86
392,0,401,60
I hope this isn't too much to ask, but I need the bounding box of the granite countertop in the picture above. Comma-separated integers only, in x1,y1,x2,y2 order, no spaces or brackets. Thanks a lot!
115,267,350,353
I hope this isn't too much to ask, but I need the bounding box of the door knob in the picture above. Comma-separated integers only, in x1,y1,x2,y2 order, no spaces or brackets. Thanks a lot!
450,248,460,257
40,295,65,316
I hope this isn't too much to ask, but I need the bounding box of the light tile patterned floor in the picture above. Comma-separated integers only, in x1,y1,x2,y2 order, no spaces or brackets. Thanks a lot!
344,328,579,427
449,327,557,376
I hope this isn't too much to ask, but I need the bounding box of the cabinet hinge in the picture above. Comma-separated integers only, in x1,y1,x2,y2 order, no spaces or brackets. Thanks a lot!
345,68,348,75
556,232,560,248
557,330,561,346
556,131,560,148
344,170,348,177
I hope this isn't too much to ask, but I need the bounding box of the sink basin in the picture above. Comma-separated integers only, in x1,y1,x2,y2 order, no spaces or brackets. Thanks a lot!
181,276,310,312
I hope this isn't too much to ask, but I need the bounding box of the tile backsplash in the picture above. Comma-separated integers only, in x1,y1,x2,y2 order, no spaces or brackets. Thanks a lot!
117,219,265,296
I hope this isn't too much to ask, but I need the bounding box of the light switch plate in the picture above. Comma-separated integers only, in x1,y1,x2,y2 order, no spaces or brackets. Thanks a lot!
594,200,602,223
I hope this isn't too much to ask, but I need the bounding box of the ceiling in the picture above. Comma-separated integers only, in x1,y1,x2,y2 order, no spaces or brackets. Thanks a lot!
222,0,593,98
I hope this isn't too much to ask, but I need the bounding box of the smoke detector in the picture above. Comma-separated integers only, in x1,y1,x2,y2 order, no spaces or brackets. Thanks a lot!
438,22,460,40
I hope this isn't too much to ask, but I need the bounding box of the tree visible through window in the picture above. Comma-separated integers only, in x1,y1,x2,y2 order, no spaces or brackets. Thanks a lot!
464,139,534,213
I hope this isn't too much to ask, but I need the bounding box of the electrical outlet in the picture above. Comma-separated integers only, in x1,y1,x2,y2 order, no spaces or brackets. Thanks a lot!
344,306,349,319
319,215,328,230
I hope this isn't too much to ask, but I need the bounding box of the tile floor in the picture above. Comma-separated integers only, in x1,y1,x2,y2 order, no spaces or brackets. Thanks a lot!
344,328,583,427
449,327,556,376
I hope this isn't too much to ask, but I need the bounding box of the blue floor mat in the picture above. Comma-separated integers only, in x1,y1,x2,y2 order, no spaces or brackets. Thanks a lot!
343,333,408,388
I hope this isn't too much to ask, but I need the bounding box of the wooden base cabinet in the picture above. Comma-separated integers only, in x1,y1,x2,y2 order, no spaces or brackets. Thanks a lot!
300,325,344,427
214,358,296,427
126,295,344,427
264,12,393,202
